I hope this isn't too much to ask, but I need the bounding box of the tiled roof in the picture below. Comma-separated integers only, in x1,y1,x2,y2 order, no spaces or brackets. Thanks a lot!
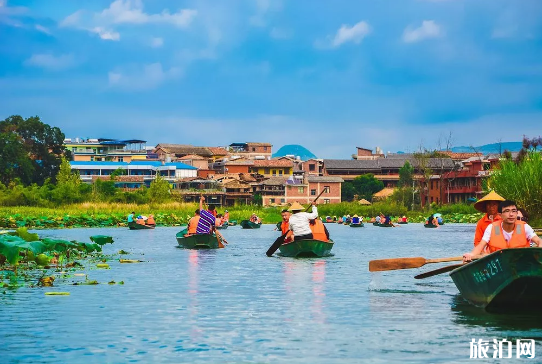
440,151,483,160
253,159,293,167
155,144,213,157
323,158,455,171
208,147,229,156
226,159,254,165
260,177,288,185
246,142,272,147
373,187,395,198
179,154,206,160
307,176,344,183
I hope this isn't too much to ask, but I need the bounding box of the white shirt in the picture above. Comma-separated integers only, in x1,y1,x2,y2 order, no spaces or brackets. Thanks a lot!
482,222,537,243
288,206,318,236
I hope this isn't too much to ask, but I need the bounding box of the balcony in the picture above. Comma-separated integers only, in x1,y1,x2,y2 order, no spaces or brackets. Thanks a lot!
447,186,478,194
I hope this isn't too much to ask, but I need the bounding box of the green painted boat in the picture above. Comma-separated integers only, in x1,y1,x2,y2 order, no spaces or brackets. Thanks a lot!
240,220,261,229
228,220,238,226
372,222,380,226
216,224,228,230
450,248,542,312
128,221,155,230
278,239,334,257
350,223,364,227
397,221,408,225
378,223,394,227
176,229,219,249
424,224,438,228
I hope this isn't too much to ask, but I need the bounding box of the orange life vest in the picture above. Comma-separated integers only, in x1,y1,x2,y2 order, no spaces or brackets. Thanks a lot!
147,216,155,225
310,220,328,242
280,221,293,244
487,221,529,253
136,219,145,225
188,216,200,234
224,212,229,221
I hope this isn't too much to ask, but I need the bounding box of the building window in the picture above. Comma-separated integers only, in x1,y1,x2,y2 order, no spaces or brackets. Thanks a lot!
311,189,316,196
252,147,256,152
281,198,285,203
265,168,270,174
309,164,315,171
118,157,124,162
270,198,275,203
264,146,268,151
298,187,304,193
90,156,94,161
324,199,330,204
278,170,283,176
272,169,277,176
324,186,330,193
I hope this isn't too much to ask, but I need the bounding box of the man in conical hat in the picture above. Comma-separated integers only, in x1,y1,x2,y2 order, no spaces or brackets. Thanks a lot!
473,191,505,247
288,201,318,241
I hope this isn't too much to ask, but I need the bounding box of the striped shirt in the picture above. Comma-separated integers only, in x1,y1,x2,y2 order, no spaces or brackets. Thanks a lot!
196,210,215,234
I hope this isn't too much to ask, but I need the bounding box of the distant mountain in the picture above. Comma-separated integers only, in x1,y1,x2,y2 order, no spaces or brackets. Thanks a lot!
450,142,523,154
273,145,317,160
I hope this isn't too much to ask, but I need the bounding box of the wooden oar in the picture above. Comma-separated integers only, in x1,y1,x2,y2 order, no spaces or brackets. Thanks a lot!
414,263,465,279
215,229,228,247
369,255,467,272
265,190,326,257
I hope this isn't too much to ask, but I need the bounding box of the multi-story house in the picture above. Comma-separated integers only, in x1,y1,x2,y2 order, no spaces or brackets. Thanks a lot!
64,138,148,162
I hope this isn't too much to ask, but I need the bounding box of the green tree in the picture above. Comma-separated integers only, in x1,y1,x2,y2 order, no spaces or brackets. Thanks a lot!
148,174,171,203
0,132,34,185
341,182,355,202
398,161,414,188
350,174,384,201
52,158,82,204
110,168,126,181
252,193,263,206
0,115,67,185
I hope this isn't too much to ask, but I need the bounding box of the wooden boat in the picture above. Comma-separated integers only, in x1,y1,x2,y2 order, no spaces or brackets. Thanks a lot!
240,220,261,229
278,239,334,257
378,223,394,227
128,221,155,230
228,220,238,226
176,229,219,249
350,223,364,227
216,224,228,230
372,222,380,226
424,224,438,228
450,248,542,312
397,221,408,225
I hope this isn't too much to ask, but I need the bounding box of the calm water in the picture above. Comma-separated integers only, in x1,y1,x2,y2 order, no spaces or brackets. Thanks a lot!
1,223,541,363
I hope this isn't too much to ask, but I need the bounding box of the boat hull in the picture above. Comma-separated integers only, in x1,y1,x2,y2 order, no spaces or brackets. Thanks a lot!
176,229,219,249
350,223,364,227
424,224,438,228
216,224,228,230
397,221,408,225
450,248,542,312
372,222,380,226
128,222,155,230
278,239,334,257
378,224,394,227
240,220,261,229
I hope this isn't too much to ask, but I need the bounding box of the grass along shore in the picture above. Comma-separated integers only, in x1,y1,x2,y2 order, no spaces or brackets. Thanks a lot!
0,202,495,229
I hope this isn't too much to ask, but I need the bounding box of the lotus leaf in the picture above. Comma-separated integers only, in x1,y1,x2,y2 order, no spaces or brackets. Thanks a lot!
0,235,47,265
90,235,114,246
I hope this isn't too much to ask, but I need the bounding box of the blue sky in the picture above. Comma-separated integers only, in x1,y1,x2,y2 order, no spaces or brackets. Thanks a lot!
1,0,541,158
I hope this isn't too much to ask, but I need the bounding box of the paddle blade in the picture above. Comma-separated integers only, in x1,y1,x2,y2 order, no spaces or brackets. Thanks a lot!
414,264,464,279
266,232,288,257
369,257,426,272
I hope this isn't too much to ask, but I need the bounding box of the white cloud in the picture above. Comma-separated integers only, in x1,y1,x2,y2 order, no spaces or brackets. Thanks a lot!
150,37,163,48
60,0,196,41
90,27,120,41
25,53,75,71
35,24,51,35
331,21,371,47
108,63,182,90
402,20,442,43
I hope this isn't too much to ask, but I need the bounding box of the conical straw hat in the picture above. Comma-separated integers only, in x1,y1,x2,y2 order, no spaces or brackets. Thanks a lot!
353,214,359,217
474,191,505,212
288,202,305,211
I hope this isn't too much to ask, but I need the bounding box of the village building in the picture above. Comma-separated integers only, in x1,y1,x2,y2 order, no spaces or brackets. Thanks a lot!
64,138,148,162
301,159,324,176
228,142,272,160
248,159,294,177
352,146,385,160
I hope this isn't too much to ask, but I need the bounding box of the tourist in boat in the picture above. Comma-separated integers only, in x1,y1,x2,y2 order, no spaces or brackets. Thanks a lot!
425,214,438,227
196,196,215,234
332,216,337,222
309,217,330,242
473,191,504,247
288,201,318,241
147,214,155,226
223,210,230,223
136,215,146,225
185,209,200,236
279,209,293,244
215,214,224,227
326,216,332,223
127,211,135,224
375,215,381,224
463,200,542,262
402,216,408,223
352,215,361,225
